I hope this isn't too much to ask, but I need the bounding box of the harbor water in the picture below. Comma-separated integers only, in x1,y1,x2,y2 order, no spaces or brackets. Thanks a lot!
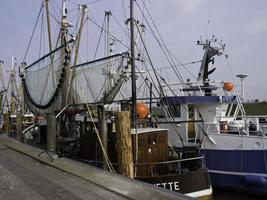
213,187,266,200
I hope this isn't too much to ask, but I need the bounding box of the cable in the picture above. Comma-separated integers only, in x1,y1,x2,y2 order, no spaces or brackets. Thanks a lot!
23,3,44,62
112,13,130,46
135,20,185,146
93,15,106,59
135,1,185,86
146,60,202,72
121,0,130,46
69,0,102,6
87,15,129,49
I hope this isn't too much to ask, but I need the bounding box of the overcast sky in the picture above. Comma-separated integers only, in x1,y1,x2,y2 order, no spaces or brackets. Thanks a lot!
0,0,266,100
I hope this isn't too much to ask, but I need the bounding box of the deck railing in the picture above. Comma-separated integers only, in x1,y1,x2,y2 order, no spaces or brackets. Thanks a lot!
134,156,205,175
203,116,267,136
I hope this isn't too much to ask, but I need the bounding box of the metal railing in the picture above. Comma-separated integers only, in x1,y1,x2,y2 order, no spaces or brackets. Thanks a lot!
203,116,267,136
134,156,205,175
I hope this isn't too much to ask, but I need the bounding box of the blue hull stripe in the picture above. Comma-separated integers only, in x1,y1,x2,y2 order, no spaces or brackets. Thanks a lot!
209,172,267,196
202,149,267,174
202,149,267,195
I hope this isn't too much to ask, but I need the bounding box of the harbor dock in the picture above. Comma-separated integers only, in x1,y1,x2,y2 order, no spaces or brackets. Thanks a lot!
0,135,192,200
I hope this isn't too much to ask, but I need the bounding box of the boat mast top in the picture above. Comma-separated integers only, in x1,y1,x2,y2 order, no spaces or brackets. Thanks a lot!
196,37,225,96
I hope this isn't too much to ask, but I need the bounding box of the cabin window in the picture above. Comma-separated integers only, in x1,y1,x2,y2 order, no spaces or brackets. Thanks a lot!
169,104,181,118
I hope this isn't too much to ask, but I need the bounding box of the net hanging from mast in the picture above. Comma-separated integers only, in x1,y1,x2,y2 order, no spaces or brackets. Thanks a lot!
72,52,130,105
22,40,72,114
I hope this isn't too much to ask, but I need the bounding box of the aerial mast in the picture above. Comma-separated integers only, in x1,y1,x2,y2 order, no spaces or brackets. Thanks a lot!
130,0,136,128
67,4,87,103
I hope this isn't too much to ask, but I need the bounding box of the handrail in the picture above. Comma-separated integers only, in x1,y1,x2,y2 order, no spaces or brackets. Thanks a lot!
134,156,204,166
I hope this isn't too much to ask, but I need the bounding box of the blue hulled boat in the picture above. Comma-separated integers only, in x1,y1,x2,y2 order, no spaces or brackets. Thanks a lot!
158,38,267,196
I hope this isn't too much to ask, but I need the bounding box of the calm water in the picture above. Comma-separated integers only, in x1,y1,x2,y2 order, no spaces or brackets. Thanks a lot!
213,188,266,200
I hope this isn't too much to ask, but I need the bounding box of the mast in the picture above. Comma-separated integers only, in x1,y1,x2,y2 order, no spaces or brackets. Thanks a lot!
61,0,69,106
44,0,56,91
105,10,112,58
67,4,87,103
45,0,53,53
196,38,224,95
10,57,17,113
73,5,87,67
0,60,6,114
130,0,136,128
104,10,114,93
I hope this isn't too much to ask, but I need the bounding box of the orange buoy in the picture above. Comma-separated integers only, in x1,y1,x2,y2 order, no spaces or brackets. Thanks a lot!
223,82,234,91
136,102,149,119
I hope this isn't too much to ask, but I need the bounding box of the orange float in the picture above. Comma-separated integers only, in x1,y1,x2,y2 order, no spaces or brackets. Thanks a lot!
223,82,234,91
136,102,149,119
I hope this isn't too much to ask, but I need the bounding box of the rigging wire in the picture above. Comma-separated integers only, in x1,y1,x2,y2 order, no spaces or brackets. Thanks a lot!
86,13,89,61
45,5,61,25
39,8,44,59
139,25,198,80
134,9,212,146
135,1,185,86
146,60,202,72
137,0,197,83
112,14,130,43
51,0,62,16
121,0,130,46
43,0,62,52
87,14,129,49
134,20,185,146
23,3,44,62
50,0,61,23
224,55,239,89
69,8,80,28
71,10,82,36
69,0,102,6
93,15,106,59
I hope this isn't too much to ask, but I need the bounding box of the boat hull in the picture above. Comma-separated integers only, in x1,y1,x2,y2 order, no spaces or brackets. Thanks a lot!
209,171,267,196
136,168,212,199
202,133,267,196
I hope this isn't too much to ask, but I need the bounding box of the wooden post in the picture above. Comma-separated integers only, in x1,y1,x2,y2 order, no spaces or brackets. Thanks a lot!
97,105,108,169
115,111,134,178
47,113,56,152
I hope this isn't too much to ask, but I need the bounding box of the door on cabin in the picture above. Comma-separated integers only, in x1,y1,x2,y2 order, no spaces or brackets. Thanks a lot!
188,105,195,141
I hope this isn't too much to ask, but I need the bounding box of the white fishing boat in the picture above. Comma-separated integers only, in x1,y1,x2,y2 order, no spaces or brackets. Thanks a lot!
160,37,267,196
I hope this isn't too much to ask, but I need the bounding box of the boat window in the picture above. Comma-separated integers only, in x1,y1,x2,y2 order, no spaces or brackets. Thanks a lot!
169,104,181,118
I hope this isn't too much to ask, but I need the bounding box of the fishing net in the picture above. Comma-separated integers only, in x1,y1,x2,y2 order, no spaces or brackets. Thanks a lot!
22,41,72,114
72,52,130,104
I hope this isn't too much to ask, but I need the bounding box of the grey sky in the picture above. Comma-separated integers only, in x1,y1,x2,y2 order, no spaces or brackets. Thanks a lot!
0,0,266,100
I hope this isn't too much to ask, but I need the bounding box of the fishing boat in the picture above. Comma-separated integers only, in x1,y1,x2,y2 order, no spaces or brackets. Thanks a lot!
0,57,34,137
19,0,212,199
160,37,267,196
